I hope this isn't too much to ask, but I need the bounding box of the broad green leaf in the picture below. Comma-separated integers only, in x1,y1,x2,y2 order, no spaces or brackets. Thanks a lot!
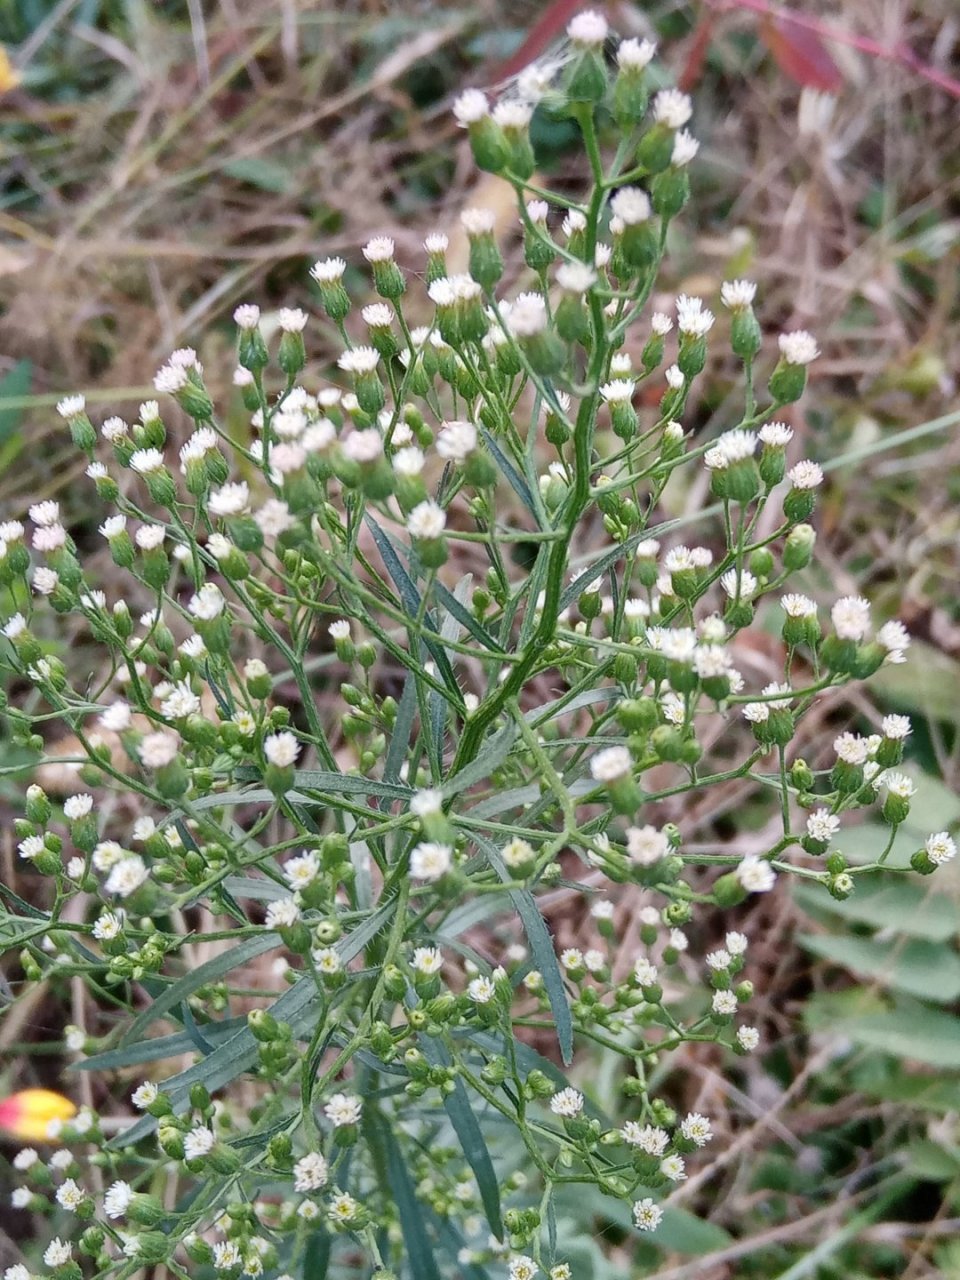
870,639,960,724
421,1037,503,1238
118,933,281,1046
444,724,517,798
798,932,960,1003
857,1072,960,1114
474,836,573,1065
794,877,958,941
820,996,960,1068
903,1139,960,1181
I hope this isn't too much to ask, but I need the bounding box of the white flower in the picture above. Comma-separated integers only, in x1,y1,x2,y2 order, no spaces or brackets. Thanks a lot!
618,36,656,69
680,1112,713,1146
105,854,149,898
312,947,341,974
877,619,910,660
5,1260,31,1277
140,731,179,768
600,379,635,403
712,990,738,1015
778,329,819,364
737,1026,761,1051
467,975,496,1004
831,595,872,641
329,619,351,641
632,1198,663,1231
129,447,165,474
508,1257,538,1280
506,292,548,337
233,303,260,329
621,1122,668,1154
160,681,201,719
63,793,93,820
131,1082,158,1110
925,832,956,866
362,236,395,263
736,856,776,893
781,592,817,618
661,1153,687,1182
213,1241,242,1270
284,851,320,889
877,770,915,799
208,481,250,517
183,1125,216,1160
29,500,60,527
807,809,840,842
310,256,346,283
279,307,308,332
407,500,446,540
720,569,758,600
263,731,299,768
833,731,869,765
720,279,757,310
704,428,756,469
549,1088,584,1117
665,364,685,389
412,946,443,975
410,788,443,818
32,524,66,552
437,420,477,462
255,498,295,537
93,911,123,941
293,1152,329,1192
676,294,714,336
410,841,452,880
424,231,449,253
43,1239,73,1267
881,713,911,740
502,836,534,869
188,584,226,623
57,395,85,419
103,1180,133,1218
653,88,693,127
590,745,632,783
625,825,668,865
610,187,651,225
568,9,607,44
324,1093,361,1126
555,261,597,295
787,460,823,489
634,958,659,987
338,346,381,376
265,897,301,929
705,949,731,971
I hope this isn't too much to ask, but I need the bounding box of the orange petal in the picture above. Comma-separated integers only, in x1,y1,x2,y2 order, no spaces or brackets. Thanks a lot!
0,1089,77,1143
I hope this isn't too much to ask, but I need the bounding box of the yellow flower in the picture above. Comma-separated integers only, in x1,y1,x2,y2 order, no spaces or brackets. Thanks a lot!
0,1089,77,1142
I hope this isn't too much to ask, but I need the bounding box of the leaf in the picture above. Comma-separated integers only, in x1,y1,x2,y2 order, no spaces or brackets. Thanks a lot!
0,359,31,446
118,933,281,1045
798,932,960,1003
827,997,960,1069
475,836,573,1065
794,877,958,941
444,724,518,798
869,640,960,725
73,1018,247,1073
431,578,506,656
384,671,419,784
368,1111,442,1280
421,1037,503,1238
759,14,844,92
479,428,537,518
904,1139,960,1182
222,156,294,193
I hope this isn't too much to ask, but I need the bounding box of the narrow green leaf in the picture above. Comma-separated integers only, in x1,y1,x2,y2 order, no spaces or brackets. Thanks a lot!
368,1111,442,1280
384,672,419,784
432,577,506,655
0,359,31,447
421,1037,503,1238
73,1019,247,1073
475,836,573,1065
479,427,537,517
118,933,281,1046
444,724,518,799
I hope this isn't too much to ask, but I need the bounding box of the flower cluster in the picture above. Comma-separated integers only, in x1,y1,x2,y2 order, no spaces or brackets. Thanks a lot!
1,13,948,1280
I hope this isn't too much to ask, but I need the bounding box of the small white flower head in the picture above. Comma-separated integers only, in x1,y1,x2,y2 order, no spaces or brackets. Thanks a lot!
265,896,301,929
561,209,587,239
626,825,669,866
833,731,870,765
493,100,533,130
725,930,748,956
712,990,738,1015
283,850,320,890
680,1112,713,1146
737,1026,761,1051
502,836,535,869
653,88,693,128
925,832,957,866
183,1124,216,1160
651,311,673,336
720,568,758,600
294,1152,329,1192
705,949,731,972
213,1241,242,1270
461,207,496,237
661,1153,687,1182
665,364,685,389
778,329,819,365
63,793,94,821
600,379,635,404
618,36,656,69
43,1239,73,1268
507,292,548,337
549,1087,584,1117
759,421,793,447
29,500,60,527
131,1081,158,1110
508,1257,538,1280
5,1258,31,1275
590,745,632,783
781,592,817,619
32,523,67,553
424,231,449,254
410,788,443,818
555,261,597,295
807,809,841,842
736,856,776,894
362,236,395,263
568,9,607,45
676,293,715,336
32,566,59,596
208,480,250,518
12,1148,38,1171
410,841,452,880
264,731,300,768
788,459,824,490
453,88,489,125
407,500,446,540
188,583,226,622
610,186,651,226
437,419,478,462
720,279,757,310
279,307,308,333
622,1122,668,1154
632,1197,664,1232
881,714,911,741
671,129,699,166
92,910,123,942
105,854,149,898
876,770,915,800
233,303,260,329
467,975,497,1004
312,946,342,975
310,256,346,284
831,595,871,641
324,1093,362,1127
634,957,659,988
57,394,86,420
341,429,383,465
361,303,393,331
877,620,910,659
412,946,443,975
139,731,180,768
329,619,351,641
103,1180,134,1219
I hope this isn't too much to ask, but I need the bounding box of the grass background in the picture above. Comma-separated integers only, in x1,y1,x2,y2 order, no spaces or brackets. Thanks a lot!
1,0,959,1276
